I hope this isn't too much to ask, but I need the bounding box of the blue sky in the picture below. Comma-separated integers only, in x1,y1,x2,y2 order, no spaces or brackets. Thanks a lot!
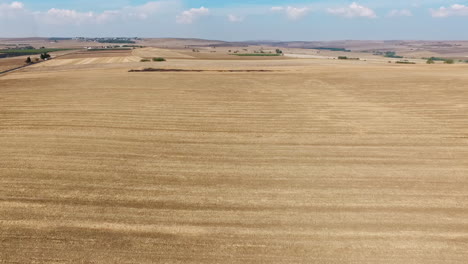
1,0,468,40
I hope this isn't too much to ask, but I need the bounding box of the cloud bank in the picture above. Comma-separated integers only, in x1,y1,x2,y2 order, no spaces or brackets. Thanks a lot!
431,4,468,17
2,1,468,40
176,7,210,24
271,6,310,20
327,2,377,18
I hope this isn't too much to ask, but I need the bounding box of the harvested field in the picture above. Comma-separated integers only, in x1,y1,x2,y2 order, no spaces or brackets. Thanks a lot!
187,52,291,60
60,50,133,59
35,56,142,67
129,68,275,72
1,59,468,263
132,47,194,59
0,57,26,72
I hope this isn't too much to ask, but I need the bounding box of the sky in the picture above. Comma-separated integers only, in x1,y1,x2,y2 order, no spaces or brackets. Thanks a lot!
1,0,468,40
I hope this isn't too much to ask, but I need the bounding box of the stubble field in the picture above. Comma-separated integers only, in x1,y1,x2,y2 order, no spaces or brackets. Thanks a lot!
0,55,468,263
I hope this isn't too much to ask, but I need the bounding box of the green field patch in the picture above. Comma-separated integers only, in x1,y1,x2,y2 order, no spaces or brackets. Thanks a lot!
0,48,72,57
312,47,351,52
87,48,132,51
0,48,71,54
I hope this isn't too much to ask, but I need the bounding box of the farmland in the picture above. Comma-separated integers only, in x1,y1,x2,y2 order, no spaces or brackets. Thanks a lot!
231,53,281,56
0,48,72,57
1,42,468,263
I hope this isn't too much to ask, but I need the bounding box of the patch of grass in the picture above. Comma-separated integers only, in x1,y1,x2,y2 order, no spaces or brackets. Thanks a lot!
152,57,166,62
231,53,280,57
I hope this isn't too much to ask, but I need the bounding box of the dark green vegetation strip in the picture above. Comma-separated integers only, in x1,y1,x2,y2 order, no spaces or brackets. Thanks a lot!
396,61,416,64
312,47,351,52
97,40,136,44
87,48,133,51
0,48,71,55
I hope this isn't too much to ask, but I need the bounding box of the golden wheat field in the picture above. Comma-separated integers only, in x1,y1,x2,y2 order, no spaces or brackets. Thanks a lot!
1,53,468,263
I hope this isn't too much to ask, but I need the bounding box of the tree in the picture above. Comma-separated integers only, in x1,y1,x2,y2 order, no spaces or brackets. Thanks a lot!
276,49,283,55
40,53,51,60
426,58,435,64
25,57,32,63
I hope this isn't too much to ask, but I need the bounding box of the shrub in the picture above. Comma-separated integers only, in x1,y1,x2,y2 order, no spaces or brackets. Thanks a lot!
40,52,51,60
152,57,166,62
140,59,150,62
426,58,435,64
338,56,348,60
444,59,454,64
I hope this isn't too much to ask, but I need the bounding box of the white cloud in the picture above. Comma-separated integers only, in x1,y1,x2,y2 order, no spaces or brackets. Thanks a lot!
271,6,310,20
176,7,209,24
0,1,25,12
387,9,412,17
10,1,24,9
121,1,175,20
42,8,95,25
228,14,243,23
271,6,284,12
327,2,377,18
431,4,468,18
0,1,28,19
1,1,178,26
